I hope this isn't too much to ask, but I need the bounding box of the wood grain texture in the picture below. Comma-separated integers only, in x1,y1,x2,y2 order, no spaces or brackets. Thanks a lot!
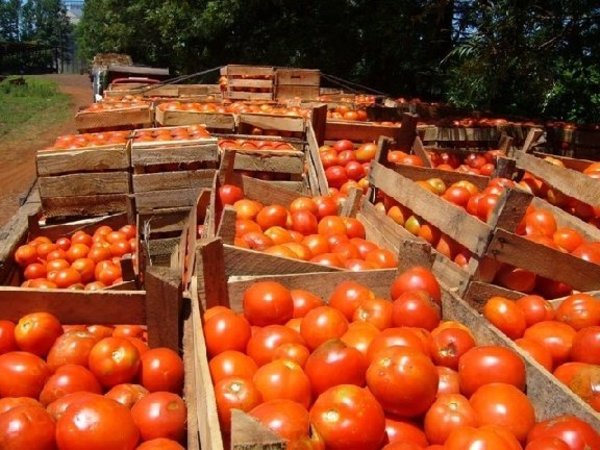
238,114,305,133
196,238,229,311
463,281,523,312
228,149,304,174
532,151,595,172
39,171,130,197
155,109,236,130
306,122,330,195
41,194,130,218
231,411,285,450
75,107,152,132
370,161,492,254
241,175,300,208
36,146,129,176
182,297,201,450
133,170,215,193
387,162,490,191
131,143,218,166
435,127,499,143
135,188,202,210
431,252,471,295
144,266,182,351
412,136,432,167
325,120,402,143
216,206,236,245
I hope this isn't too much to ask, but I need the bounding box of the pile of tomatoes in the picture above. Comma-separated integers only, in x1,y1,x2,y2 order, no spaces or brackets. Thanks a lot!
133,125,211,143
84,101,150,112
388,149,500,177
14,224,137,290
157,101,310,119
0,312,186,449
48,131,130,150
203,266,600,449
218,138,295,152
483,292,600,413
220,184,398,270
319,139,375,194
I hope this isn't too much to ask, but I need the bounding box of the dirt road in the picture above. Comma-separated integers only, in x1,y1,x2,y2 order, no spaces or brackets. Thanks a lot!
0,74,91,227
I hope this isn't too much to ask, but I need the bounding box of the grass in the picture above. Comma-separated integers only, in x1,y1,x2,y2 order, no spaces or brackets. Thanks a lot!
0,76,72,138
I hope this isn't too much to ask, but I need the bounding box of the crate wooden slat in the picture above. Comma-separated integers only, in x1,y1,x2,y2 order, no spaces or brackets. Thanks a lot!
36,144,130,177
154,108,236,131
276,68,320,101
41,194,131,219
325,120,403,142
225,65,275,101
75,106,153,133
38,171,131,198
237,113,306,135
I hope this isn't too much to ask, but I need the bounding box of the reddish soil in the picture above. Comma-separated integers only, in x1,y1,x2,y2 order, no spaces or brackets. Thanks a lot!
0,74,91,227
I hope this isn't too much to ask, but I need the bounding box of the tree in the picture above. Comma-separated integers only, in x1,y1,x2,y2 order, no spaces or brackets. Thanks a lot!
0,0,22,41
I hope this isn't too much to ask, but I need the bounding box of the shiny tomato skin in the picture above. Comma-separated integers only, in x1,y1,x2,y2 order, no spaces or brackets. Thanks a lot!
0,351,50,398
516,295,555,327
526,415,600,450
525,437,571,450
424,393,477,444
483,296,527,339
429,327,476,370
139,347,184,393
300,306,349,351
209,350,258,383
46,330,99,371
366,327,429,363
555,294,600,330
88,337,141,388
352,297,393,330
243,281,294,327
131,391,186,442
515,337,554,372
391,290,441,331
329,280,374,320
214,376,262,433
391,267,441,304
384,417,429,446
272,342,310,367
310,384,386,450
0,320,17,354
105,383,149,409
204,311,252,358
291,289,324,318
14,312,63,357
436,366,460,395
458,346,526,396
445,425,522,450
249,399,310,442
304,339,367,397
0,397,42,414
218,184,244,205
136,438,185,450
246,325,305,367
56,393,140,450
341,321,380,357
0,405,56,450
470,382,536,442
252,359,311,408
570,326,600,364
39,364,102,405
523,321,576,368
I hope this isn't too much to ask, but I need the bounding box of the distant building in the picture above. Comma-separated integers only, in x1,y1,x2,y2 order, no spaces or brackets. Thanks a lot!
63,0,84,24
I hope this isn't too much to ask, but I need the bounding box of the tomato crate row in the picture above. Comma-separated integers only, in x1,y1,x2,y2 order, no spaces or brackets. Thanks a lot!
190,256,600,449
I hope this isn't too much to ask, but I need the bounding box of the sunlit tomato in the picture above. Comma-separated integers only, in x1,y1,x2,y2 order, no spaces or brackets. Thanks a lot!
86,324,114,339
325,166,349,189
0,351,49,397
424,393,477,444
15,244,38,267
527,415,600,450
209,350,258,384
329,280,374,320
437,366,460,395
470,382,535,442
343,218,366,239
515,337,554,371
483,296,527,339
233,199,263,220
442,185,472,208
53,267,83,288
553,228,584,253
219,184,244,205
256,205,288,229
477,194,501,222
246,325,305,367
367,346,438,417
385,418,429,447
355,142,377,162
391,267,441,305
95,261,122,285
555,293,600,330
214,376,262,432
313,196,339,219
570,326,600,364
290,197,318,215
56,393,140,450
236,219,262,237
0,397,42,415
250,399,310,442
243,281,294,326
317,216,347,236
105,383,148,409
239,231,273,250
88,337,140,388
310,384,386,450
525,209,558,237
66,243,90,263
87,245,112,264
23,262,47,280
300,306,349,350
131,391,186,442
287,210,317,235
0,405,56,450
39,364,102,405
304,339,367,397
523,320,576,367
26,278,57,289
516,294,555,327
136,438,185,450
290,289,324,318
495,265,537,293
341,321,380,357
204,313,251,357
392,290,441,331
526,437,571,450
253,359,311,407
445,424,522,450
572,243,600,265
0,320,17,354
139,347,184,393
429,327,476,370
352,297,393,330
366,327,429,364
365,248,398,268
458,346,525,396
69,257,96,283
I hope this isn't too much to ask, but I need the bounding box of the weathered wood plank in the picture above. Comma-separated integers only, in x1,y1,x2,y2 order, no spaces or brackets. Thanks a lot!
131,143,218,166
41,194,129,218
39,171,130,197
36,146,129,176
133,170,215,193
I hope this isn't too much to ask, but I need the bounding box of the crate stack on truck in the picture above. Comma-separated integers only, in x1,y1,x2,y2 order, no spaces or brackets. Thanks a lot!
0,63,599,449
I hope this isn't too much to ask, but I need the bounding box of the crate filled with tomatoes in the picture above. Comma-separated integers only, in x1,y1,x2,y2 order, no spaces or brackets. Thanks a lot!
191,263,600,449
154,101,236,132
75,101,154,133
222,64,276,101
36,131,133,220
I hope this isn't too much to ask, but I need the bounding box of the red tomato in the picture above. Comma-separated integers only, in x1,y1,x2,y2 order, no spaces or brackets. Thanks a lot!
437,366,460,395
253,359,311,408
570,326,600,364
246,325,305,367
46,391,99,421
445,425,522,450
14,311,63,357
209,350,258,383
39,364,102,405
555,293,600,330
0,397,42,414
290,197,319,215
526,437,571,450
87,324,115,339
367,346,438,417
88,337,141,388
0,351,50,397
392,290,441,331
429,327,476,370
214,376,262,433
0,405,56,450
290,210,319,235
256,205,288,229
105,383,149,409
139,347,184,393
56,393,140,450
204,311,252,358
525,209,558,237
290,289,324,318
365,248,398,268
131,391,186,442
515,337,554,371
300,306,349,350
326,165,349,189
136,438,185,450
385,417,429,446
219,184,244,205
112,324,145,339
272,342,310,367
313,196,339,219
249,399,310,442
304,339,367,396
523,320,576,367
310,384,386,450
353,297,393,330
458,346,526,396
483,296,527,339
243,281,294,326
0,319,17,354
366,327,429,363
391,267,441,304
329,280,374,320
14,244,38,267
424,393,477,444
527,415,600,450
470,382,535,442
516,295,555,327
341,321,381,357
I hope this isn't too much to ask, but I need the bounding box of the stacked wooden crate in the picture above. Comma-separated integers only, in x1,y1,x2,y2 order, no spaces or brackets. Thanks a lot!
223,65,276,101
275,68,320,101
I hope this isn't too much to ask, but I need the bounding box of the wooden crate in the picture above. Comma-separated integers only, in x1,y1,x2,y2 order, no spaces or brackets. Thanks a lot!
225,65,275,101
237,112,307,139
191,269,600,449
130,127,218,211
36,142,132,219
325,120,404,143
155,106,236,132
75,104,153,133
276,68,320,101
